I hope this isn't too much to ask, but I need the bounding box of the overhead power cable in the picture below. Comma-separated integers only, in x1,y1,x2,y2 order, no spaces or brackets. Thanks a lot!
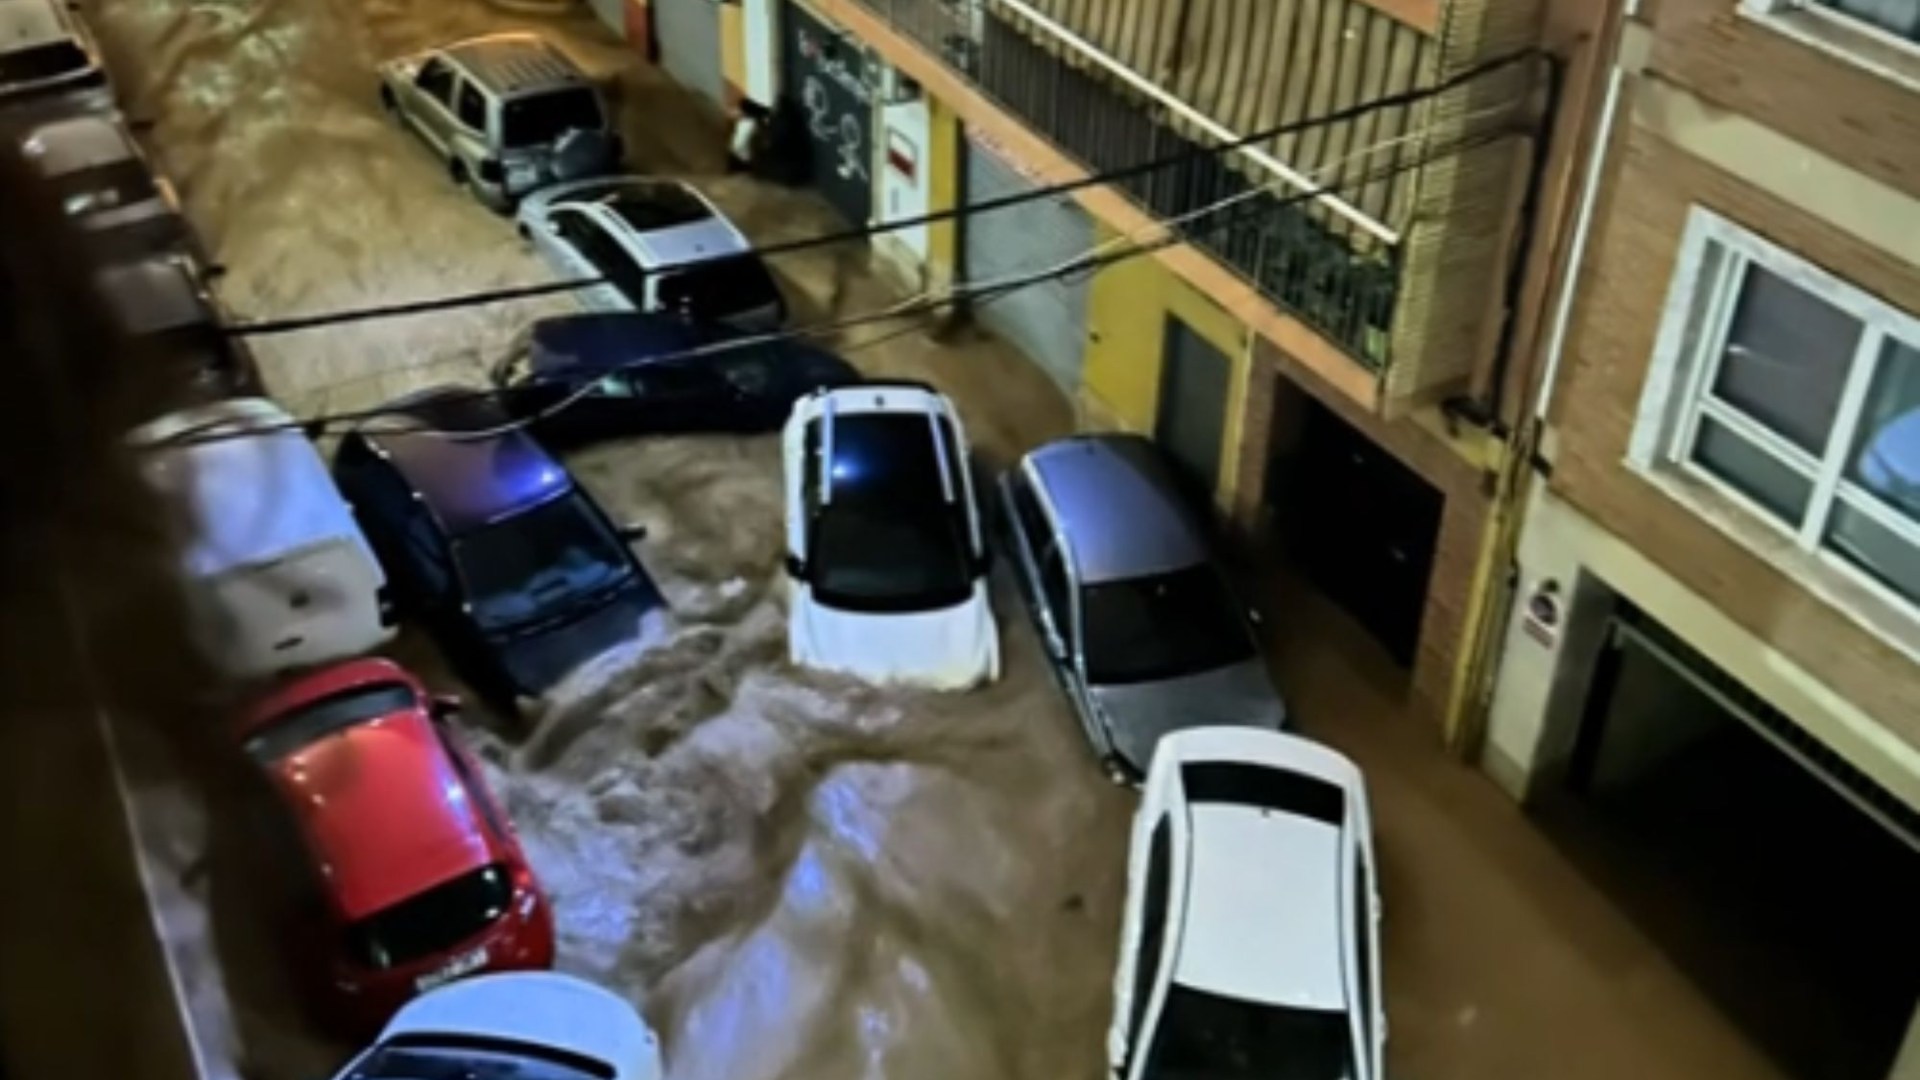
222,47,1542,339
145,119,1522,454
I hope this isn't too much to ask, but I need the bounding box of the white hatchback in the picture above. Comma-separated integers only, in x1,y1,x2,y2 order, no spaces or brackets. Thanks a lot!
331,971,663,1080
781,383,999,690
1110,727,1385,1080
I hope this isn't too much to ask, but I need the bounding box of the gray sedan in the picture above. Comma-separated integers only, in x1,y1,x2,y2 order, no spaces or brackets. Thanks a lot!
997,433,1286,781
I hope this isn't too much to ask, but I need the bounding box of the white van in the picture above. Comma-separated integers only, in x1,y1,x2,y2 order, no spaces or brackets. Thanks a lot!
130,398,395,680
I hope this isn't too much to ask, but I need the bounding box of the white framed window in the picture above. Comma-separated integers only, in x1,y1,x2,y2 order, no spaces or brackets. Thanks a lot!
1740,0,1920,86
1633,206,1920,616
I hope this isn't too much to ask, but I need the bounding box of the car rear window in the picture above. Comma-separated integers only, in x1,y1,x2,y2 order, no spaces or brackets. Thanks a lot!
355,1034,614,1080
655,255,783,324
500,87,603,148
0,41,90,85
1180,761,1345,824
347,863,513,970
604,185,712,232
244,683,417,764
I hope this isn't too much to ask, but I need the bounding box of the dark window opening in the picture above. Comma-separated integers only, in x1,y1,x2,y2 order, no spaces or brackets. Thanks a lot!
244,683,418,764
347,864,513,970
501,88,603,148
1181,761,1345,823
0,41,90,85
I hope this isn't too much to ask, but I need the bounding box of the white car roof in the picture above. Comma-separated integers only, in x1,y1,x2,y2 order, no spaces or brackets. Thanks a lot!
1176,804,1347,1009
129,398,363,579
378,972,661,1080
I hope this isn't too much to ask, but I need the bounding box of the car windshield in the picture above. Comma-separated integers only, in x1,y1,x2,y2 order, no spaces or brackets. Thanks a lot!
54,160,158,217
244,683,417,764
1151,984,1356,1080
1079,565,1256,684
352,1036,613,1080
656,255,784,324
808,414,975,614
0,41,89,84
453,493,633,632
500,87,602,147
345,864,512,970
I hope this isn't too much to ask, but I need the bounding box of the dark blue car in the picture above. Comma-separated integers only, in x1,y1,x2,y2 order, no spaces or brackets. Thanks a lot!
493,311,862,449
333,386,663,713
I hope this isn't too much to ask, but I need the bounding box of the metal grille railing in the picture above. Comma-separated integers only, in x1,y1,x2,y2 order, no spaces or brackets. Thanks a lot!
853,0,1435,369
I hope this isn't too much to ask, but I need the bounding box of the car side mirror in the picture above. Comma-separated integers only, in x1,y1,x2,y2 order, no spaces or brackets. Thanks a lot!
429,693,461,720
784,553,806,579
618,522,648,543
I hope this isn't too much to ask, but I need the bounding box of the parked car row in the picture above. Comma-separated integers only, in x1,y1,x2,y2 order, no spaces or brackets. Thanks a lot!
1,0,258,403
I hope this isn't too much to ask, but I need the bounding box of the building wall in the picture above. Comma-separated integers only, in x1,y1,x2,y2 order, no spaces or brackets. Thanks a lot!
1545,6,1920,761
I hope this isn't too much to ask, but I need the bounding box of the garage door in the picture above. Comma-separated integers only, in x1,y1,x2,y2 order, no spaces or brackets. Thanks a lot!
654,0,725,108
964,132,1091,394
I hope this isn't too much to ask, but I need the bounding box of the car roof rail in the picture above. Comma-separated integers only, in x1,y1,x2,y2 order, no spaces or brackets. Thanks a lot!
819,390,837,506
928,408,956,504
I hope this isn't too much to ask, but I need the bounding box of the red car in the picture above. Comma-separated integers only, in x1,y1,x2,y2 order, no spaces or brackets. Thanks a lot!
239,658,555,1031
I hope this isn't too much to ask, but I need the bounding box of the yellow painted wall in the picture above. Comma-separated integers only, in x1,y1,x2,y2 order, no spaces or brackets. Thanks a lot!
719,2,746,102
1081,221,1254,508
925,94,960,291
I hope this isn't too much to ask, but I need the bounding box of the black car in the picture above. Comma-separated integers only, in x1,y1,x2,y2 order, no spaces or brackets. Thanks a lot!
332,386,665,713
493,311,862,449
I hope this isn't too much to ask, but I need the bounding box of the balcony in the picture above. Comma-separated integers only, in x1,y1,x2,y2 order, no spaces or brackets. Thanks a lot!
838,0,1545,411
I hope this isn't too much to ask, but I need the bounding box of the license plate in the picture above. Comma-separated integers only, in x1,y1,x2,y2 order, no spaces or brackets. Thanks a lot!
414,946,489,992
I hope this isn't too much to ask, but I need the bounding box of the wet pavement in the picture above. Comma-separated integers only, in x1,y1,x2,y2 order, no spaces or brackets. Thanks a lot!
64,0,1808,1078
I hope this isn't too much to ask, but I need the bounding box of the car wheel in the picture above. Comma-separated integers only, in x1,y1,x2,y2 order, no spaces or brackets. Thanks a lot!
378,85,397,116
449,159,471,192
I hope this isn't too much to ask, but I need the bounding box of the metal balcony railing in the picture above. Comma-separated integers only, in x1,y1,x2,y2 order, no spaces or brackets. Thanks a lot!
852,0,1438,369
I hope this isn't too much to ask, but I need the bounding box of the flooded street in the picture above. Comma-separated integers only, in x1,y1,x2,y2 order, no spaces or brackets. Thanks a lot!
81,0,1114,1076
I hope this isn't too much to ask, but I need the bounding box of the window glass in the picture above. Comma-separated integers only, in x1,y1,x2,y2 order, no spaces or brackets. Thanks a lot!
800,420,823,518
1079,566,1257,684
1815,0,1920,42
405,506,453,596
452,493,633,632
1039,544,1072,629
654,256,784,324
1691,417,1814,523
0,42,89,84
52,161,159,218
1180,761,1345,822
1709,263,1861,454
352,1038,612,1080
1354,857,1374,1056
415,58,455,103
500,87,603,147
346,864,512,970
1826,498,1920,604
1146,984,1354,1080
1009,475,1051,553
456,81,487,130
568,221,648,307
1125,818,1172,1068
805,414,975,613
244,683,417,764
1848,337,1920,519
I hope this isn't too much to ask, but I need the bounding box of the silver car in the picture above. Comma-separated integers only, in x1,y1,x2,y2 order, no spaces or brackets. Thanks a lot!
998,433,1287,781
377,33,620,211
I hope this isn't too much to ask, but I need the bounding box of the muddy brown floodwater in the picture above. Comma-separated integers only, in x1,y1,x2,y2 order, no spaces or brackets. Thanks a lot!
80,0,1118,1076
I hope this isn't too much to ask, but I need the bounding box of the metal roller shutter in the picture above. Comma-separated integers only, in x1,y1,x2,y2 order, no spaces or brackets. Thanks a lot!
654,0,725,108
782,1,876,226
964,133,1091,394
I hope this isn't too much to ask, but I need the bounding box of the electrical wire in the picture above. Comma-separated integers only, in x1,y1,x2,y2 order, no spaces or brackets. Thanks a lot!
220,47,1543,339
143,119,1523,454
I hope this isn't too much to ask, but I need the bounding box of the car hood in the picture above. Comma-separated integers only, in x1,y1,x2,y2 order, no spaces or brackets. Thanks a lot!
492,584,659,696
1087,658,1288,778
380,972,662,1080
790,583,998,690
